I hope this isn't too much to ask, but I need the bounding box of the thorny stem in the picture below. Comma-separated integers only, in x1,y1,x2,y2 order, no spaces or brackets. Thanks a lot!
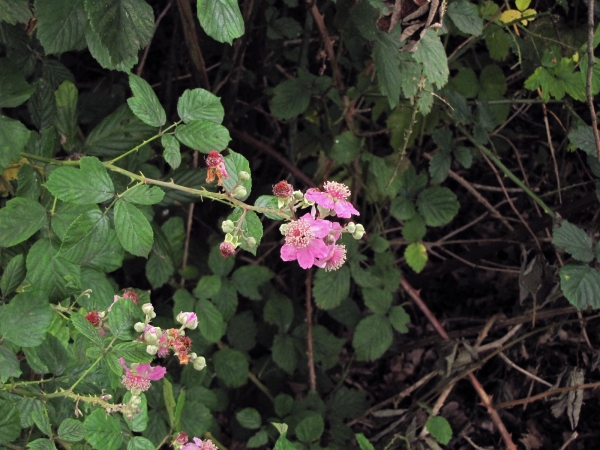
585,0,600,162
108,121,180,165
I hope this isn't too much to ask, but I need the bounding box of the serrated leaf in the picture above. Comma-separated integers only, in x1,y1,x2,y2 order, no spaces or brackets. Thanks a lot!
44,156,115,204
296,414,324,443
417,187,459,227
447,0,483,36
127,74,166,127
405,242,428,273
83,408,123,450
272,334,298,374
222,150,252,198
196,0,244,44
0,197,46,248
208,243,235,276
127,437,155,450
232,265,272,300
58,210,110,265
313,265,350,310
552,220,594,262
71,312,103,347
247,429,269,448
390,195,416,221
213,348,249,388
569,124,597,158
559,264,600,309
374,36,402,108
0,344,21,382
113,342,154,363
412,30,449,89
84,24,138,73
426,416,452,445
162,134,181,169
0,397,21,444
0,291,52,347
236,407,261,429
54,80,78,151
271,77,311,119
402,214,426,243
0,0,30,24
58,418,85,443
36,0,87,55
254,195,282,220
0,116,30,172
454,146,473,168
177,88,224,123
0,58,35,107
227,311,256,351
122,184,165,205
264,292,294,333
353,314,393,361
84,0,154,65
195,298,224,342
114,200,154,257
389,305,410,333
429,150,451,184
362,287,392,314
175,119,231,153
28,79,56,130
330,131,362,164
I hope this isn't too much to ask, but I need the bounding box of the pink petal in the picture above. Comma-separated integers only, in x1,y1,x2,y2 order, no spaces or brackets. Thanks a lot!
306,190,335,209
330,222,343,241
280,244,298,261
334,200,360,218
147,365,167,381
310,219,332,238
296,247,316,269
307,238,329,258
135,363,152,376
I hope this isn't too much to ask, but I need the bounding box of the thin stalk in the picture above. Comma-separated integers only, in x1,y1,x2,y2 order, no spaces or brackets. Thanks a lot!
108,121,180,164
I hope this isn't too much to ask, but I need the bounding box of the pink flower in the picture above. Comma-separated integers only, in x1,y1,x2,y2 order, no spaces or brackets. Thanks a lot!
182,437,217,450
220,241,236,258
305,181,359,218
119,358,166,393
205,151,229,184
316,244,347,271
176,312,198,329
281,213,331,269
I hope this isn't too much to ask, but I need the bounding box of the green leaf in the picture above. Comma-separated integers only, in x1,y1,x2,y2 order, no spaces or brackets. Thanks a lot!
84,229,124,273
429,150,451,184
124,392,148,432
213,348,249,388
232,265,272,300
362,287,392,314
180,399,212,440
175,119,231,153
17,163,42,201
0,197,46,248
552,220,594,262
44,156,115,204
0,0,30,24
272,334,298,374
569,124,597,158
71,312,103,347
127,437,156,450
196,0,244,44
0,291,52,347
417,187,459,227
449,68,479,99
412,30,449,89
559,264,600,309
113,342,154,363
195,298,224,342
122,184,165,205
0,58,35,107
447,0,483,36
26,243,80,300
177,88,225,123
227,310,256,351
328,387,369,420
0,344,21,382
0,398,20,444
274,394,294,417
194,275,222,300
247,430,269,448
85,24,138,72
405,242,428,273
374,36,402,108
389,305,410,332
271,77,311,119
27,333,69,375
162,377,176,428
58,418,85,443
356,433,375,450
264,292,294,333
26,438,56,450
485,24,510,61
28,79,56,130
353,314,393,361
390,195,416,221
0,116,30,172
83,408,123,450
402,214,426,243
213,279,238,320
127,74,166,127
58,210,110,265
236,407,261,429
313,265,350,310
55,80,79,151
84,0,154,65
162,134,181,169
370,234,390,253
296,413,324,443
84,104,156,157
426,416,453,445
454,146,473,168
108,295,141,339
330,131,362,164
223,150,252,200
36,0,87,55
254,195,282,220
114,200,154,257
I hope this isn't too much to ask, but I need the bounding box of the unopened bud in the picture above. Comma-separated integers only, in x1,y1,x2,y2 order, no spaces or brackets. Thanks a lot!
193,356,207,371
129,395,142,408
233,185,247,198
141,303,155,318
134,322,146,333
221,220,235,233
346,222,356,234
246,237,256,247
238,171,250,181
146,345,159,355
293,190,304,200
220,241,236,258
352,230,364,240
279,224,289,234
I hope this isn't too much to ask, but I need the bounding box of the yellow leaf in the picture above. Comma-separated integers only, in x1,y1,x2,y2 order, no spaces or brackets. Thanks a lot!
515,0,531,11
521,8,537,24
573,52,580,63
500,9,522,24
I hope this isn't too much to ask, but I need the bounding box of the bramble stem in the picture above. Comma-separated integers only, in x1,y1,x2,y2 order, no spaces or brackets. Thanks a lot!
108,121,181,164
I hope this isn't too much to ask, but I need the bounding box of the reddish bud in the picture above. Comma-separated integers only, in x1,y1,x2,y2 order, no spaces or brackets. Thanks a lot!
220,242,236,258
273,180,294,198
123,291,138,305
175,432,189,444
86,310,101,327
206,151,224,168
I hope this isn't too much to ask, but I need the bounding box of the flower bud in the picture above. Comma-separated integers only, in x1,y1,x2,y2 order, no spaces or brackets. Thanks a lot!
273,180,294,198
144,326,162,344
193,356,207,371
238,171,250,181
346,222,356,234
221,220,235,233
279,224,289,234
134,322,146,333
220,241,236,258
355,224,365,233
142,303,156,318
176,312,198,330
189,352,198,361
293,190,304,200
246,237,256,247
146,345,159,355
233,185,247,198
352,230,364,240
130,395,142,408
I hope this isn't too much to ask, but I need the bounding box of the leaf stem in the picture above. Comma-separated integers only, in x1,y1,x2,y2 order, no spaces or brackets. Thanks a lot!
108,121,181,165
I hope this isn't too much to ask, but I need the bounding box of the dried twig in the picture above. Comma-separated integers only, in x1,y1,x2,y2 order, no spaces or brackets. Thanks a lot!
586,1,600,162
498,352,552,387
496,381,600,409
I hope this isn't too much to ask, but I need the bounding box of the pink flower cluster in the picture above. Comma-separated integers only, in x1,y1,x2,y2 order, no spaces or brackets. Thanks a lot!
182,437,217,450
119,358,166,393
280,181,359,271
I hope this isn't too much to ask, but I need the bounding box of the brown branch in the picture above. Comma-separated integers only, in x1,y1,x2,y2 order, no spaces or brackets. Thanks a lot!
307,0,343,89
400,278,517,450
305,269,317,391
586,2,600,162
496,381,600,410
176,0,210,89
230,129,316,187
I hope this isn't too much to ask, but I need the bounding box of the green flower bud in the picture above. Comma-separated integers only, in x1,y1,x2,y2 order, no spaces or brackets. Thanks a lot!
193,356,207,371
238,171,250,181
221,220,235,233
233,185,247,198
346,222,356,233
134,322,146,333
146,345,159,355
353,230,365,240
293,190,304,200
279,224,289,234
246,237,256,247
355,224,365,233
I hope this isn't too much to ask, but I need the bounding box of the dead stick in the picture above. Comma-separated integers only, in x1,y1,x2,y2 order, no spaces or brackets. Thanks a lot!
586,0,600,162
496,381,600,410
401,278,517,450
